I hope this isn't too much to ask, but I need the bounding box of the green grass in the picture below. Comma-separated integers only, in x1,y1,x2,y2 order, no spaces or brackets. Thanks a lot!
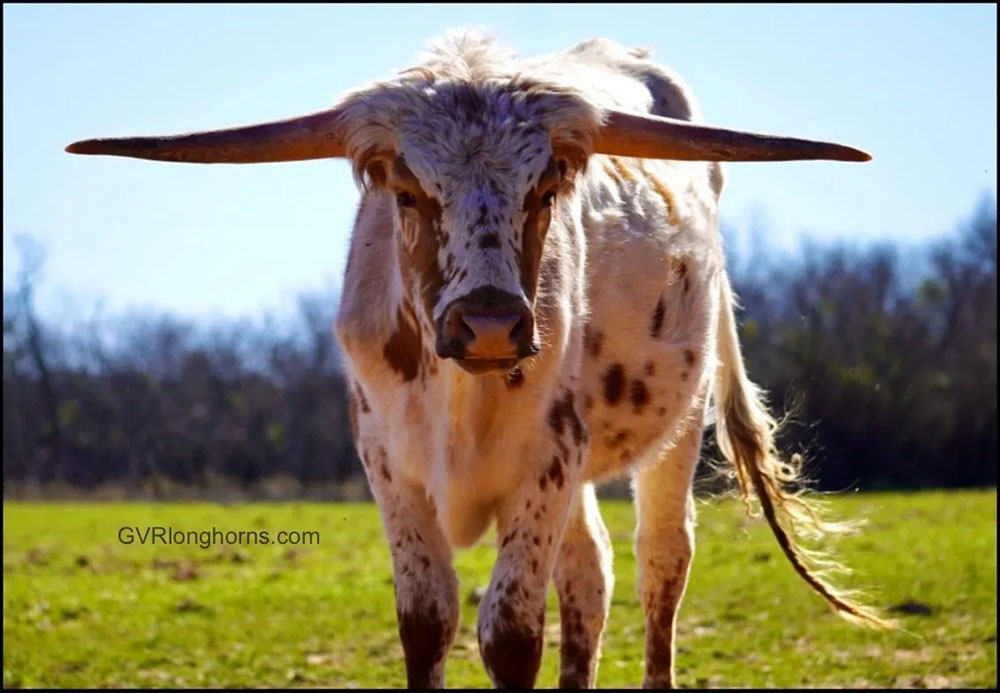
3,490,996,688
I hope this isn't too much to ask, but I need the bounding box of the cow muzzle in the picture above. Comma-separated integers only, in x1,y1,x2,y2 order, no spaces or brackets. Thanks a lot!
435,287,539,374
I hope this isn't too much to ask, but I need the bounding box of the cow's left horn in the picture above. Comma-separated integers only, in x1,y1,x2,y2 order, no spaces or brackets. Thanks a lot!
65,108,347,164
596,110,871,163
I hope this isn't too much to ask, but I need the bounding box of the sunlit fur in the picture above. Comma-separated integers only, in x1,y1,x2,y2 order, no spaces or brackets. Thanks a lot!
335,29,889,690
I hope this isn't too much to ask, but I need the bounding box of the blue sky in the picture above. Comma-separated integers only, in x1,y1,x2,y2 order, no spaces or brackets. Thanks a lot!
3,4,996,323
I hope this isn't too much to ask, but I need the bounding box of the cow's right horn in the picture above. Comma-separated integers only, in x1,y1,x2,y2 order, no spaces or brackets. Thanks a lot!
66,108,347,164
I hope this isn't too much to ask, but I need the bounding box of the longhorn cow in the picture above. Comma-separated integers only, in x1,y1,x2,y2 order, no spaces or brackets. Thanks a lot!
67,31,891,689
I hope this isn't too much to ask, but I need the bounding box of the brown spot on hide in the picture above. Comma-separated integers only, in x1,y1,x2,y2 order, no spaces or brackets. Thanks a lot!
383,303,422,382
479,619,542,689
677,259,687,278
347,393,359,441
391,157,446,320
644,361,656,376
683,349,696,367
355,383,370,413
602,364,625,405
449,82,487,122
479,232,501,249
505,367,524,389
398,607,453,688
650,296,665,337
630,380,650,413
547,456,565,489
645,577,682,687
583,324,603,358
609,156,636,183
672,258,691,293
558,602,593,687
644,165,681,227
547,391,585,444
380,462,392,483
518,156,562,301
608,430,630,448
555,438,570,463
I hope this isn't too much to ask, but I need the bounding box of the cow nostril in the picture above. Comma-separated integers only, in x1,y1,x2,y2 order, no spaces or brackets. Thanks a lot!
508,316,525,341
457,317,477,343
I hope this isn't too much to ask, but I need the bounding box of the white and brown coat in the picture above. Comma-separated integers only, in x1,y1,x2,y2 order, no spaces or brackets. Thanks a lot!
66,30,891,689
333,34,887,688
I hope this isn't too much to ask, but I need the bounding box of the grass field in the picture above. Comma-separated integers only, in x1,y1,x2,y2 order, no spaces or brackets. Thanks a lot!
3,490,996,688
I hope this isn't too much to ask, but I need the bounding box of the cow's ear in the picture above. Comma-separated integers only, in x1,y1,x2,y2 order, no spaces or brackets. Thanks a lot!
552,142,589,176
353,148,393,190
364,159,389,189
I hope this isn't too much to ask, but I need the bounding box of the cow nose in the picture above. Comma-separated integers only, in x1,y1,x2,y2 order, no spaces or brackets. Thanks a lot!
460,311,524,351
437,288,538,362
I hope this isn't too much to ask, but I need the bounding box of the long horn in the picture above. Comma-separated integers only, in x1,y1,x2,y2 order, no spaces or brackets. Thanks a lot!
597,110,871,162
65,108,346,164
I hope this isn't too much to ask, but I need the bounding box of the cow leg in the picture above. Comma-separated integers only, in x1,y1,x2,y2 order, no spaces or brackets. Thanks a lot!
553,483,613,688
362,446,459,689
633,405,706,689
477,447,577,689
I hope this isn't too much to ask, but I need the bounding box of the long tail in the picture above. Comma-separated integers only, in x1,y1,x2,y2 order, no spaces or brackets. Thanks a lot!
713,271,896,629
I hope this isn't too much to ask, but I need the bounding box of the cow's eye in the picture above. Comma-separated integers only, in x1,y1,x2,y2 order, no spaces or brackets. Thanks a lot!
541,190,556,207
396,191,416,208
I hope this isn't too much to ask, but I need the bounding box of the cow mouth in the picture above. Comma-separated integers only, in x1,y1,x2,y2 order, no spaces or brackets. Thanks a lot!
454,357,522,375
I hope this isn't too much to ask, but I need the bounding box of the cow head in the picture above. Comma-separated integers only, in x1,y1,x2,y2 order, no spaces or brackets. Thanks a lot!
337,79,600,374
